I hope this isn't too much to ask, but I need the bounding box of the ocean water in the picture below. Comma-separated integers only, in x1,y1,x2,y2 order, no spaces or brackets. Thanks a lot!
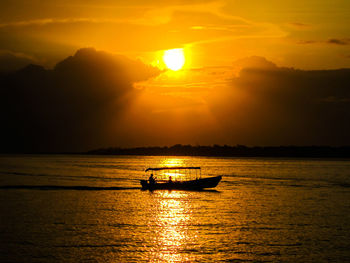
0,155,350,262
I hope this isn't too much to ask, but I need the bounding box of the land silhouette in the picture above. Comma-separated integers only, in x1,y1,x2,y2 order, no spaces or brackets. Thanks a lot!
87,144,350,158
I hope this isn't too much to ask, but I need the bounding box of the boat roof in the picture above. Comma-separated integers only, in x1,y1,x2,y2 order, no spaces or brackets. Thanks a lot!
145,166,200,172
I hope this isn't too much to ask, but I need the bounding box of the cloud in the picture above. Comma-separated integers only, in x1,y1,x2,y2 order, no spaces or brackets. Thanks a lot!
327,38,350,45
2,49,350,151
0,50,38,72
297,40,318,45
298,38,350,46
288,22,310,28
0,48,160,152
116,57,350,148
207,58,350,146
0,1,287,55
232,56,277,71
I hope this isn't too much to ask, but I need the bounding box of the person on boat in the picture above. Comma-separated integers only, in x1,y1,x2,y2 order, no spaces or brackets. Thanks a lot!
149,173,155,185
168,176,172,183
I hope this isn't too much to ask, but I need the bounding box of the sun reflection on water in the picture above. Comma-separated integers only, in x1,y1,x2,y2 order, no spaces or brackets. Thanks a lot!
160,158,185,167
149,190,194,262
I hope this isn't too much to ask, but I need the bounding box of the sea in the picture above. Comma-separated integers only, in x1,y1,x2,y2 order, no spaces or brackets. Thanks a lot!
0,155,349,262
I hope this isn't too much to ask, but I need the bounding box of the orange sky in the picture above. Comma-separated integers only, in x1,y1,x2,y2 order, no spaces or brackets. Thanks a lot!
1,0,350,69
1,1,350,151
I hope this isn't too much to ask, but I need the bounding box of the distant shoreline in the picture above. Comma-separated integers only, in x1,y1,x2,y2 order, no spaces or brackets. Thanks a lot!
2,145,350,158
84,145,350,158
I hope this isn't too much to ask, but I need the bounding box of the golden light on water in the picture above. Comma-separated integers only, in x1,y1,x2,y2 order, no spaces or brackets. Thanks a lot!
160,158,185,167
146,158,200,261
163,48,185,71
152,191,192,262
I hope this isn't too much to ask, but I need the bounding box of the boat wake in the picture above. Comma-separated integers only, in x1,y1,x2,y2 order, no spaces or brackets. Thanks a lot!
0,185,140,191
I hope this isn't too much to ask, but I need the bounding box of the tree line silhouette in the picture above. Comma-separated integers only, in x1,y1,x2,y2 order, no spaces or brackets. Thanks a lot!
87,144,350,158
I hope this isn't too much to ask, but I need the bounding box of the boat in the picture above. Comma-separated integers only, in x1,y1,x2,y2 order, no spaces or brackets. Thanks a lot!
140,166,222,190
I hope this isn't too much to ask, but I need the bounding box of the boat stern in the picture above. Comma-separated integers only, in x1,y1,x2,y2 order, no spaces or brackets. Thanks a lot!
140,179,148,189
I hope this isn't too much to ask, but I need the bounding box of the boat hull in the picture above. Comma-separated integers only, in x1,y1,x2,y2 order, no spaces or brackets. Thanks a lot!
140,175,222,190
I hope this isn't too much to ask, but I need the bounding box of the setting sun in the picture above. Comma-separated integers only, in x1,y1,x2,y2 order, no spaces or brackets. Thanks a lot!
163,48,185,71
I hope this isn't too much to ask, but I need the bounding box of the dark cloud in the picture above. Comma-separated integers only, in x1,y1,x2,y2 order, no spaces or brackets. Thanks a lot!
288,22,311,29
2,50,350,152
0,48,160,153
297,38,350,46
0,50,37,73
232,56,277,70
327,38,350,45
297,40,318,45
208,60,350,146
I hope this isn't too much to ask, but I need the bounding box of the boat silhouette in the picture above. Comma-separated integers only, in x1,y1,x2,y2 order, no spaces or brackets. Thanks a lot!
140,166,222,190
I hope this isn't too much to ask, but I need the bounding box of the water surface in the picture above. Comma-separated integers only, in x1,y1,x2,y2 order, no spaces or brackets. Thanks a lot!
0,155,349,262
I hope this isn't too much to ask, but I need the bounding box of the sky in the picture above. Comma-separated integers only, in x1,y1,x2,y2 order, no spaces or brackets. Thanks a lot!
1,0,350,152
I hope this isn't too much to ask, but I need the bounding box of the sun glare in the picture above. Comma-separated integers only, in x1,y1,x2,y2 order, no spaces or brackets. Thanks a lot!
163,48,185,71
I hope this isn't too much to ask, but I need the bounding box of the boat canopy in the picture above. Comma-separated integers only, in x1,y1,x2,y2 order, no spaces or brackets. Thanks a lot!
145,166,200,172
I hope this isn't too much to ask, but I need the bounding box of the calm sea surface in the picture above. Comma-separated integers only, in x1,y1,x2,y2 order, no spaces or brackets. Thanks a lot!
0,155,350,262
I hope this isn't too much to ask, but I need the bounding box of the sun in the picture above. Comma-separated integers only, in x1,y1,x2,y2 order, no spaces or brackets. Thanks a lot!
163,48,185,71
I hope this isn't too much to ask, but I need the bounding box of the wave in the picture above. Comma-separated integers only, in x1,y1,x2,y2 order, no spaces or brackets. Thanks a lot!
222,174,350,189
332,182,350,188
0,171,136,182
54,244,123,248
0,185,140,191
0,171,51,177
